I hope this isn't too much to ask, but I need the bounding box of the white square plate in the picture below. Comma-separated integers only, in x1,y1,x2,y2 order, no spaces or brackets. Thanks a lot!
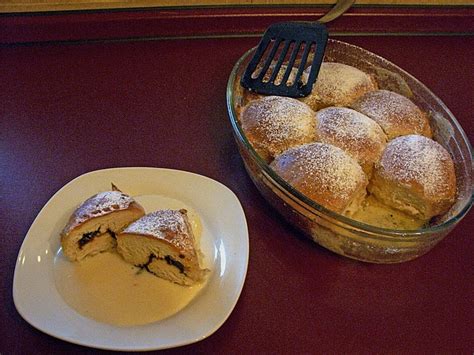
13,167,249,351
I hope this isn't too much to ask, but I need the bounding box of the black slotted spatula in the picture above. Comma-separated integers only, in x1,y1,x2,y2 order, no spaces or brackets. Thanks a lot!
240,0,354,98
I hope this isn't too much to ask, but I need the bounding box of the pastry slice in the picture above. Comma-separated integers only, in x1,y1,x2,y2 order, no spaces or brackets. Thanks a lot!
61,184,145,261
117,209,207,286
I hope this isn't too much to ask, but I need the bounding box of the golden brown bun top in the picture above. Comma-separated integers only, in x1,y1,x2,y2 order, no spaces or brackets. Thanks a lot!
61,190,144,236
377,135,456,201
350,89,432,140
315,107,387,171
122,209,197,258
240,96,315,161
270,142,368,213
301,62,377,110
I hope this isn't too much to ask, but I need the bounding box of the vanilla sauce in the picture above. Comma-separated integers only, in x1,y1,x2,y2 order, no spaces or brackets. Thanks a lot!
54,195,207,327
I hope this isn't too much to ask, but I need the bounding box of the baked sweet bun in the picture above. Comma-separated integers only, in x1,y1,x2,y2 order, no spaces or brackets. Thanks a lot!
270,142,368,216
117,209,206,286
240,96,316,161
369,135,456,220
315,107,387,177
300,62,377,111
350,89,432,140
61,185,145,261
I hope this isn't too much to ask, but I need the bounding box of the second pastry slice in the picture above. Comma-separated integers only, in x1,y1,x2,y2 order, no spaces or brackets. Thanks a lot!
117,209,207,286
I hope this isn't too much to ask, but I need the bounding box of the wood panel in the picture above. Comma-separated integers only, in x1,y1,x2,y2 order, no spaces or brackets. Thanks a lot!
1,0,473,13
1,6,473,45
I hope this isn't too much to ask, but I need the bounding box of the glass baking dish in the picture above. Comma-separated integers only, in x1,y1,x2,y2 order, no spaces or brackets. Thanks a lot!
226,39,473,263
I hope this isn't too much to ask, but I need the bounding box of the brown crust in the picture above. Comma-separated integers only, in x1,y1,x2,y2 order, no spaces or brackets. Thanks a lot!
350,89,432,140
372,135,456,217
61,190,145,237
270,143,368,213
301,62,378,110
315,107,387,176
119,209,198,260
240,96,315,161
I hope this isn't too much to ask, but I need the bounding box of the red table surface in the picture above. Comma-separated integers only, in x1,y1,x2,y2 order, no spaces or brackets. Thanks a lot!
1,32,473,353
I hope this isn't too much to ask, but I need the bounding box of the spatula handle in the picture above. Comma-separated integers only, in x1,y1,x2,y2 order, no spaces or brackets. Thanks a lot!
318,0,355,24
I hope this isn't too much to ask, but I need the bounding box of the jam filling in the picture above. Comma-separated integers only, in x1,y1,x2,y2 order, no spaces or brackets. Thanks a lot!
139,253,156,272
165,255,185,274
77,227,116,249
78,227,101,249
107,229,116,239
138,254,185,274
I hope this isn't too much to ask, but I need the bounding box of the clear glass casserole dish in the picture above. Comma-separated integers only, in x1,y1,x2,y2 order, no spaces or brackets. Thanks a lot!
226,39,473,263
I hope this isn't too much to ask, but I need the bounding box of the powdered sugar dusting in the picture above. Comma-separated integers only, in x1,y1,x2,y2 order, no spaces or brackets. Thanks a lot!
315,107,387,163
379,135,454,197
272,143,367,210
63,191,135,235
241,96,315,157
303,62,376,107
351,90,431,138
123,209,194,252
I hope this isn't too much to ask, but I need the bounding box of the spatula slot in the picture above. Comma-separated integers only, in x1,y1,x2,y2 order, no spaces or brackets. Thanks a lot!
250,38,274,80
278,40,302,86
256,38,283,83
269,40,295,85
292,41,313,87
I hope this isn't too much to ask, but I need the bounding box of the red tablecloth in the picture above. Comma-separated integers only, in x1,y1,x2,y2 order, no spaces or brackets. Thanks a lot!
1,14,473,353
